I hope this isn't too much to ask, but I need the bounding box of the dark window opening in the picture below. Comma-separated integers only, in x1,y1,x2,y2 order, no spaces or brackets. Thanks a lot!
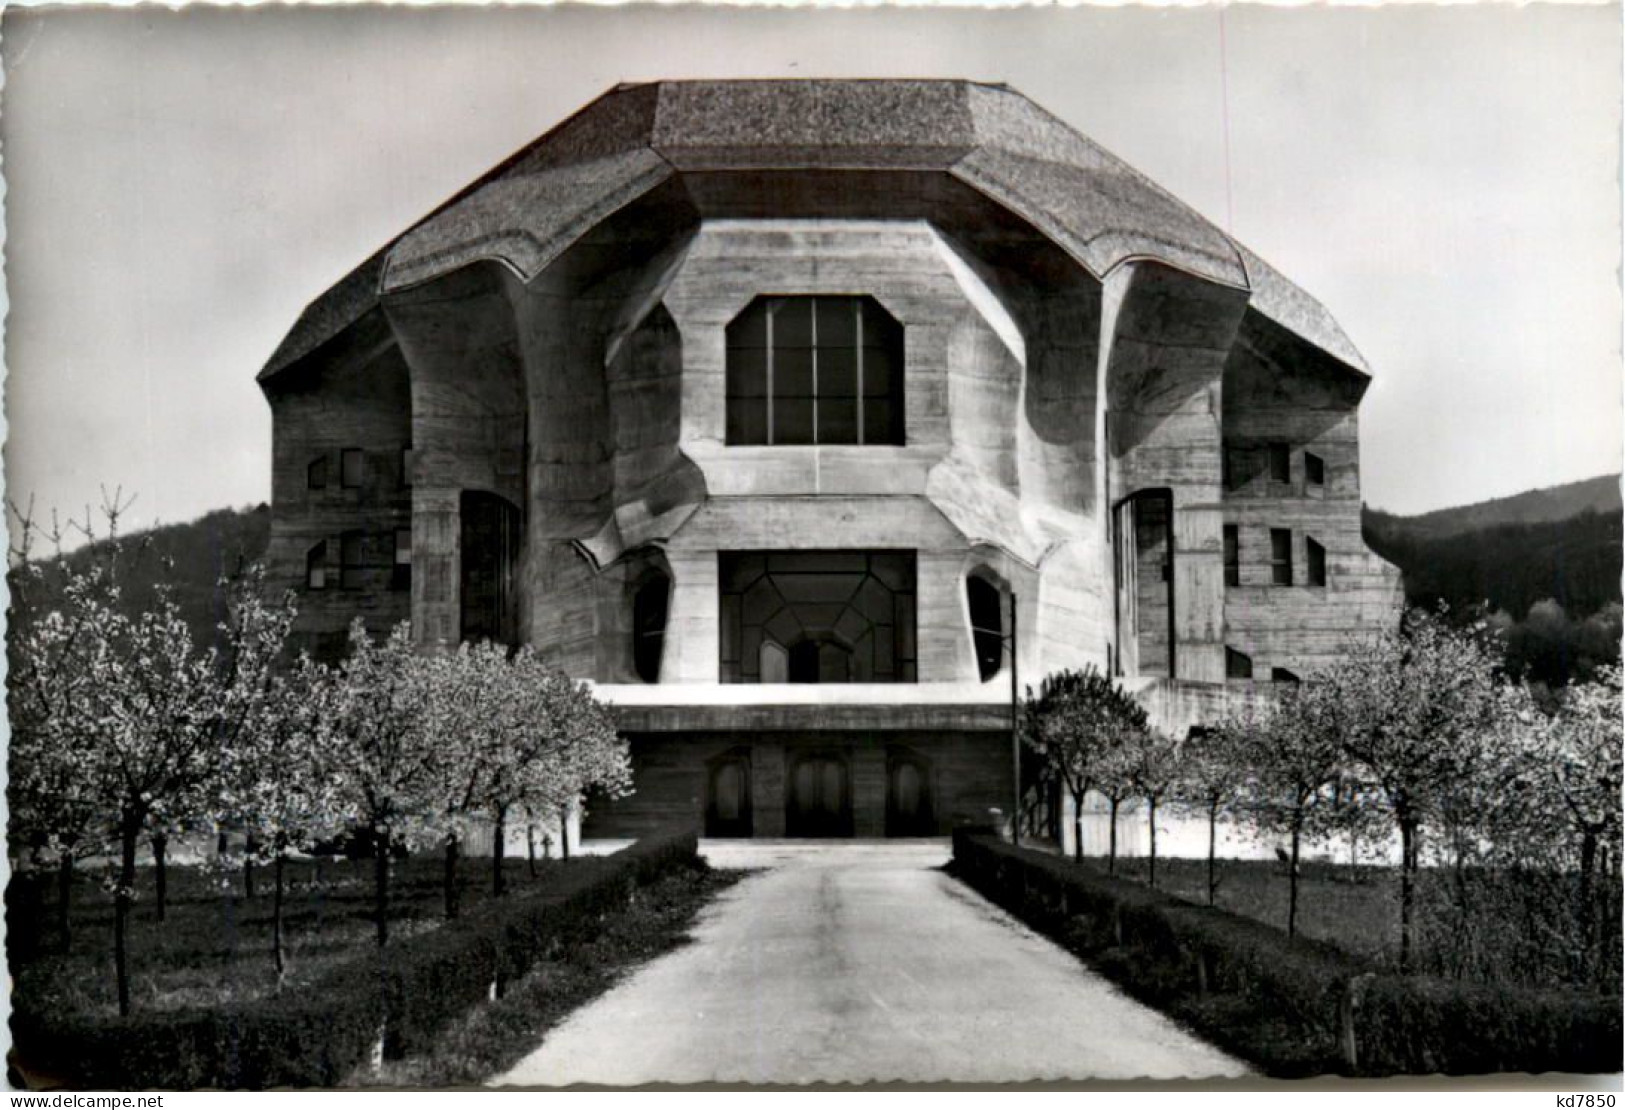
341,448,364,489
1268,443,1291,483
401,446,414,488
1227,647,1254,680
725,295,904,446
967,575,1004,682
1272,667,1301,684
1307,536,1327,587
1223,525,1240,587
307,456,329,491
719,550,916,684
633,574,671,684
1271,528,1293,586
392,528,412,592
1305,452,1325,488
306,541,327,590
1223,446,1249,491
340,531,364,590
460,491,521,646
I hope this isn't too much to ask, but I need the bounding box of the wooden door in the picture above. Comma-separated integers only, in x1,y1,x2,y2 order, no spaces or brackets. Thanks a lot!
786,754,852,838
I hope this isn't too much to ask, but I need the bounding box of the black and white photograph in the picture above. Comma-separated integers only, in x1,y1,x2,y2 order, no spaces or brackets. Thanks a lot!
1,2,1620,1093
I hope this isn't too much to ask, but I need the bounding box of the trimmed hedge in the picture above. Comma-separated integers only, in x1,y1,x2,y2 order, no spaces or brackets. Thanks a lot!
952,829,1621,1078
12,830,702,1089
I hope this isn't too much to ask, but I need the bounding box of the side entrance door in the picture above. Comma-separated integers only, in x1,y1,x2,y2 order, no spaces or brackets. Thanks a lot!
786,753,853,838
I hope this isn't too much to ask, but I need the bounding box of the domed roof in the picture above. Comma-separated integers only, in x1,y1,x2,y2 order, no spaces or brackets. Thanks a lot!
260,80,1366,381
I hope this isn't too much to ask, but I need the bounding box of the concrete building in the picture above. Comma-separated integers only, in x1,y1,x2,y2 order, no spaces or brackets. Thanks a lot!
258,80,1401,842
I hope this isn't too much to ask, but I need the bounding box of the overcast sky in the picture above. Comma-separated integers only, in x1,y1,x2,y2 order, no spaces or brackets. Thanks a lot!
1,3,1618,535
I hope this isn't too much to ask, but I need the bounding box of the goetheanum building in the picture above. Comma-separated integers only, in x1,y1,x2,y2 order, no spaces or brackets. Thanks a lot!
259,80,1401,843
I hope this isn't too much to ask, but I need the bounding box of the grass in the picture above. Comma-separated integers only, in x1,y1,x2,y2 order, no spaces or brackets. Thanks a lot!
1099,855,1400,962
7,853,577,1017
361,864,747,1087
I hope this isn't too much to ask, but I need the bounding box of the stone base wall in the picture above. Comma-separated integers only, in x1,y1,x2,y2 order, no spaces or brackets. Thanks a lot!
585,729,1011,839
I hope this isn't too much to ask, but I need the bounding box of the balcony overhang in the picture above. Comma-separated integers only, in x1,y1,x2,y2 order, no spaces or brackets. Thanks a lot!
590,682,1014,733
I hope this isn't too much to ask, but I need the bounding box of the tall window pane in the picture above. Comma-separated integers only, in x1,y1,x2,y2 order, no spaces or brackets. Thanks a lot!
1271,528,1293,586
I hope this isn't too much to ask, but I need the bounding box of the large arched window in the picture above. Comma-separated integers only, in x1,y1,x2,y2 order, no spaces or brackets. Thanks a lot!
725,296,903,446
632,574,670,684
966,574,1004,682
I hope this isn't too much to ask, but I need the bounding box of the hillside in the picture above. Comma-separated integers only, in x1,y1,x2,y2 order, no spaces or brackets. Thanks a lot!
8,504,272,648
1365,474,1621,542
1363,476,1621,687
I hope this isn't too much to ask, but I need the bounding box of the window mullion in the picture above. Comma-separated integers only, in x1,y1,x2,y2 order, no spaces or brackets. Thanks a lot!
855,299,865,446
811,297,820,446
766,301,775,446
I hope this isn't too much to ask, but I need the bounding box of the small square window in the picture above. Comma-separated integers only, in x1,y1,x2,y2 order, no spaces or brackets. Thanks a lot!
307,456,328,491
1271,528,1293,586
392,528,412,591
1268,443,1291,483
341,449,364,489
1227,647,1253,680
1307,537,1327,587
1305,452,1326,487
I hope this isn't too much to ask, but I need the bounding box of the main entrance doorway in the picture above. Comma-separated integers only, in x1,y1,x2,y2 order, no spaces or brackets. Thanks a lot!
786,753,853,838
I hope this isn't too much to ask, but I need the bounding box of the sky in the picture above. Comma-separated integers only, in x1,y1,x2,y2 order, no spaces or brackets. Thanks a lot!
1,3,1619,536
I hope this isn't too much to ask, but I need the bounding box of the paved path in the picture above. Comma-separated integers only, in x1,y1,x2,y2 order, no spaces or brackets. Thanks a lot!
495,841,1246,1085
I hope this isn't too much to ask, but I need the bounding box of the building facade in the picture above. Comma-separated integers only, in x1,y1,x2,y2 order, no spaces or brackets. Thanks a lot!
259,81,1401,840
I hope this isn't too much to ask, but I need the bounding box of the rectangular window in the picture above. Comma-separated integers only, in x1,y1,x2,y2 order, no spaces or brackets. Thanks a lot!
726,296,903,447
307,455,328,491
306,541,327,591
401,446,414,488
341,448,364,489
340,530,365,590
1272,667,1301,684
1223,525,1239,587
1305,452,1326,488
1271,528,1293,586
1226,647,1253,680
393,528,412,591
1307,536,1327,587
1268,443,1291,484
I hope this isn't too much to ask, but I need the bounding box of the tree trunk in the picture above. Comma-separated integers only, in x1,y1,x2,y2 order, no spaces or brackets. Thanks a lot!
491,806,507,897
244,834,258,900
56,848,75,951
152,833,168,923
527,824,537,878
1288,817,1303,939
558,805,571,862
115,817,139,1017
443,835,461,920
1578,828,1598,982
1107,797,1119,875
1207,800,1219,907
373,831,391,948
1148,796,1159,890
1399,819,1417,971
273,852,287,984
1071,789,1084,862
217,829,229,860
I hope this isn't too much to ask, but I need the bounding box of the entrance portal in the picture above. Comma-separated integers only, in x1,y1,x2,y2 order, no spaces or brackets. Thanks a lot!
706,754,753,838
786,753,853,838
885,751,935,836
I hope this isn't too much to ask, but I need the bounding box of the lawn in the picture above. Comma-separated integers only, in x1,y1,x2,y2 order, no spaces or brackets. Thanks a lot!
1103,855,1400,961
7,853,575,1017
1088,852,1620,992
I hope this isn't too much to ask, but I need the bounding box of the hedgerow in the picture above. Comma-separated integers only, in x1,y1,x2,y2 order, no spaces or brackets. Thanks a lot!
952,829,1621,1077
11,830,701,1089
